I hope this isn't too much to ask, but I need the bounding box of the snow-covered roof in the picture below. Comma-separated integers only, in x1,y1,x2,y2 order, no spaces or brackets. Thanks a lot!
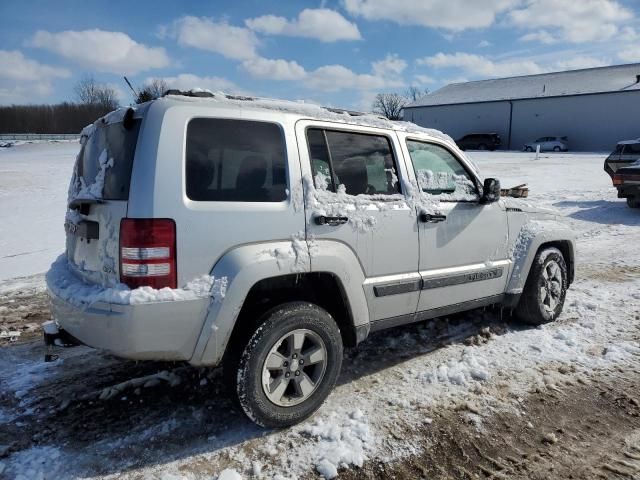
157,91,454,143
618,138,640,145
406,63,640,108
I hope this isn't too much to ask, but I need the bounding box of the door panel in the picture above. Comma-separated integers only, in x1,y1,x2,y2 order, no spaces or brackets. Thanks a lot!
296,121,420,321
398,134,510,313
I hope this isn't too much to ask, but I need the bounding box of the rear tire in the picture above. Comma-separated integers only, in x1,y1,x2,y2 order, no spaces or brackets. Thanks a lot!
525,146,533,152
553,146,561,152
230,302,343,428
627,197,640,208
514,247,568,325
478,143,488,151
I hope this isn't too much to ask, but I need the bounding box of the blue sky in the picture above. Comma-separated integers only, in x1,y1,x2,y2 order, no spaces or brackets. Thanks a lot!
1,0,639,110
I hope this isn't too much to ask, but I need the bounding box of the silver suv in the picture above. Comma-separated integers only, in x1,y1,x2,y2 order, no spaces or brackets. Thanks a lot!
46,92,576,427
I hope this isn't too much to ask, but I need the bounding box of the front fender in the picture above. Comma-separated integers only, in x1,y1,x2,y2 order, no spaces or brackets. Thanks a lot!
190,239,311,366
506,218,576,294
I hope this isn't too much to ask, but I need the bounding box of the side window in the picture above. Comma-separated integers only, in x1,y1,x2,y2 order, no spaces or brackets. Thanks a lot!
406,140,478,200
186,118,287,202
306,128,400,195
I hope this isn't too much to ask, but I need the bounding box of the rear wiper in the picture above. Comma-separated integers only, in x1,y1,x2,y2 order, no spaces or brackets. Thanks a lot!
68,197,103,212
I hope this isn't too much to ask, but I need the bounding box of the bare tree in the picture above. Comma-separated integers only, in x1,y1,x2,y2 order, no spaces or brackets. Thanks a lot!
372,93,407,120
404,86,429,102
74,75,119,110
135,78,169,104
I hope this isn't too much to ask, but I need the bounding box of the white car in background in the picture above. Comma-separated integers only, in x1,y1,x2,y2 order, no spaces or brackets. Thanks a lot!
524,136,569,152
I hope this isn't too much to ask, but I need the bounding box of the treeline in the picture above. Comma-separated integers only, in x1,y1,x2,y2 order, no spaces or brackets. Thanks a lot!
0,103,114,134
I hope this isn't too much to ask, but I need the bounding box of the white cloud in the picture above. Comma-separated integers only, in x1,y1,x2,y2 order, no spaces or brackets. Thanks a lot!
618,47,640,63
30,29,169,75
372,54,407,76
519,30,557,44
478,40,492,48
241,57,306,81
553,56,608,71
241,54,406,92
155,73,242,94
306,64,403,91
509,0,633,44
246,8,361,42
169,16,259,60
417,52,544,78
0,50,70,104
417,51,612,83
343,0,518,31
414,74,436,85
0,50,70,82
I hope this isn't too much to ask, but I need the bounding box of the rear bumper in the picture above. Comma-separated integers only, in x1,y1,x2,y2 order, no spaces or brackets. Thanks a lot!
616,185,640,198
47,282,210,362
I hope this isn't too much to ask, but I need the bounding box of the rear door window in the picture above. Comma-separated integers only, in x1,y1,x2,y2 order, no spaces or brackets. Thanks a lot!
186,118,287,202
306,128,400,195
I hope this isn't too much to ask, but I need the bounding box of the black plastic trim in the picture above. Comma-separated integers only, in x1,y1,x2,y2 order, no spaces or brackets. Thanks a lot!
421,267,503,290
373,279,422,297
369,294,505,332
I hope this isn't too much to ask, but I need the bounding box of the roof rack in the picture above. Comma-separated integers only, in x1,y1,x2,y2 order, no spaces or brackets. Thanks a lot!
162,90,387,120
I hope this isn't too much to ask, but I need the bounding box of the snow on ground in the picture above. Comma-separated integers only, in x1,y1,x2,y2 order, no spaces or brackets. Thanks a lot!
1,147,639,479
0,142,77,281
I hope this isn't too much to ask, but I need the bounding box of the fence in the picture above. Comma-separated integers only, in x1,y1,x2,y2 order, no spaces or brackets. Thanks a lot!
0,133,80,141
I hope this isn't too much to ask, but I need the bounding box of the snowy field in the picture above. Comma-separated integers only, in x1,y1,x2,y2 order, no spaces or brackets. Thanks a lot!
1,144,639,479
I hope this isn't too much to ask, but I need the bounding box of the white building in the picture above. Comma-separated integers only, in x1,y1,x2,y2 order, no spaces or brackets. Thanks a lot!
403,63,640,152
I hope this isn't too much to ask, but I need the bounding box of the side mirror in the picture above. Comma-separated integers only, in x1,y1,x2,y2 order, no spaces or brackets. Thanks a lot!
480,178,501,204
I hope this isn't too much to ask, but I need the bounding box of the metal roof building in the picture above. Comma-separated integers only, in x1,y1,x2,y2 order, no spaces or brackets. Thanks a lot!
403,63,640,151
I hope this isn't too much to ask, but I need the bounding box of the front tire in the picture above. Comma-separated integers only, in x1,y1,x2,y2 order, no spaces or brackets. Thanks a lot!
231,302,343,428
553,146,561,152
525,146,533,152
515,247,568,325
627,197,640,208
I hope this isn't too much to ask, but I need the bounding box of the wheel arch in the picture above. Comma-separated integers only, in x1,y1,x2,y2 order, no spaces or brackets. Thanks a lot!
506,221,576,296
190,240,369,366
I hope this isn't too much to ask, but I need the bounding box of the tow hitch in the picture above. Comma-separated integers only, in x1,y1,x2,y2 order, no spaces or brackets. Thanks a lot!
43,320,81,362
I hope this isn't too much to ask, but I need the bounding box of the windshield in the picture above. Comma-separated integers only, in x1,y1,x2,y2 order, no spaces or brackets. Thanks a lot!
76,119,141,200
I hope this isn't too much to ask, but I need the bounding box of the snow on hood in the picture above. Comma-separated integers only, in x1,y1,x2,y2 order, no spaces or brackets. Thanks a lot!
502,197,560,216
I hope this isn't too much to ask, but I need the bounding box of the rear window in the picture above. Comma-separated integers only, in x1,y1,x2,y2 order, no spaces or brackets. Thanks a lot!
77,120,141,200
186,118,287,202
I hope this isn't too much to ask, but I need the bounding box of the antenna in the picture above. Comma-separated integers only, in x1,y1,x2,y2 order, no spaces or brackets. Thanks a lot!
123,76,138,98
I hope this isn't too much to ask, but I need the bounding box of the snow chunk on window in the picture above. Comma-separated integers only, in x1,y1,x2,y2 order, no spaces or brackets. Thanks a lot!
417,169,478,201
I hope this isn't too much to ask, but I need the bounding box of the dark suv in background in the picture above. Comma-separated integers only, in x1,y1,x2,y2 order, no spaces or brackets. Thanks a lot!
456,133,501,151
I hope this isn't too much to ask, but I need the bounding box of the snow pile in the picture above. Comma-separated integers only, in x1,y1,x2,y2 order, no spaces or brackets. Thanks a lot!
421,350,491,385
217,469,243,480
46,255,227,307
299,409,372,479
4,446,76,480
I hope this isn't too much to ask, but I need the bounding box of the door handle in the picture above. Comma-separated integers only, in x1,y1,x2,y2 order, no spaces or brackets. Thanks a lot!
420,213,447,223
315,215,348,226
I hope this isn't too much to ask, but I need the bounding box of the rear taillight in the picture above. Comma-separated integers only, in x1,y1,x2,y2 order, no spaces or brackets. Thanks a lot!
120,219,177,289
612,174,624,186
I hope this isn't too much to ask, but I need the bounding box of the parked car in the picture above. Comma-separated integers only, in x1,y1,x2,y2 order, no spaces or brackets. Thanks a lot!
604,138,640,208
455,133,501,151
524,136,568,152
46,91,576,428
